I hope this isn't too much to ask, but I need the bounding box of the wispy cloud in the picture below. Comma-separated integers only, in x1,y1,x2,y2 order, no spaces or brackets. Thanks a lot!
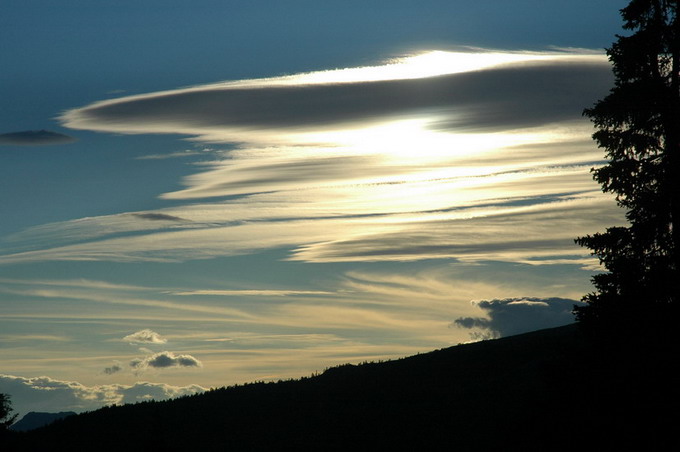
135,149,210,160
0,334,71,343
0,189,622,267
168,289,335,297
130,213,188,222
0,129,76,146
0,278,256,320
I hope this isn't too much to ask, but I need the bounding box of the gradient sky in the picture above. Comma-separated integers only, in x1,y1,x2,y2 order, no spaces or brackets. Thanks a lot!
1,0,629,417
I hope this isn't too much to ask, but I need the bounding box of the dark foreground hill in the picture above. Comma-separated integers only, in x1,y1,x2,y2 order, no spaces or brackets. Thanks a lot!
5,324,677,451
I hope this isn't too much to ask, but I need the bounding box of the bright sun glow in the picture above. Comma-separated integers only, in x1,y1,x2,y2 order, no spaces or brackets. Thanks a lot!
297,117,561,162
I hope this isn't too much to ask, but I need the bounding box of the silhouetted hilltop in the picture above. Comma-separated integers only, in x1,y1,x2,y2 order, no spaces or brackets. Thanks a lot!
7,324,676,451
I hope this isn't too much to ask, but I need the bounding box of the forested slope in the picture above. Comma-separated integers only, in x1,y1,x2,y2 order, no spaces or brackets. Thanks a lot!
7,324,676,451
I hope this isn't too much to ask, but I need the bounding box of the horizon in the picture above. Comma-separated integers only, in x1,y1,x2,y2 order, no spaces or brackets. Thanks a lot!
1,0,628,417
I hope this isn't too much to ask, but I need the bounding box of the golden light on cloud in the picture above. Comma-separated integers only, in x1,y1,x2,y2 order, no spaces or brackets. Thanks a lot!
0,48,620,270
245,49,602,86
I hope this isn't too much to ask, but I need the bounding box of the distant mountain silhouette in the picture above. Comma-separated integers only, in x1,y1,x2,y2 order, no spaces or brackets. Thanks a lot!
6,324,676,451
10,412,76,432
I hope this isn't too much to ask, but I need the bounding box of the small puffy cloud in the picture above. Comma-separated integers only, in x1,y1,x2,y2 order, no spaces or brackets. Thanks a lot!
123,329,167,344
0,374,205,417
0,129,76,146
452,297,584,339
102,364,122,375
130,351,202,371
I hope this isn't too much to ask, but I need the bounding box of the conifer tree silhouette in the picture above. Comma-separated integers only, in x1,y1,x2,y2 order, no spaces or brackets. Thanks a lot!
0,393,18,432
577,0,680,331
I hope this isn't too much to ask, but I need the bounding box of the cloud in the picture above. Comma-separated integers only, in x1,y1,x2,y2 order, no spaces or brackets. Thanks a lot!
0,334,70,343
287,191,621,265
168,289,335,297
0,262,593,388
130,213,187,222
130,351,202,371
0,49,621,269
123,329,167,344
59,52,610,143
135,150,206,160
102,363,122,375
0,129,76,146
0,189,621,267
452,297,585,339
0,374,205,417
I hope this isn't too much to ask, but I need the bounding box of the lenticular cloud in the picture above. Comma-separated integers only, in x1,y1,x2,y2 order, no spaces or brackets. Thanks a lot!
59,50,610,144
0,49,623,268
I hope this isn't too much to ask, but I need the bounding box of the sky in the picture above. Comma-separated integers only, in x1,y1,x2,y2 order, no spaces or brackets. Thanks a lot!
1,0,629,418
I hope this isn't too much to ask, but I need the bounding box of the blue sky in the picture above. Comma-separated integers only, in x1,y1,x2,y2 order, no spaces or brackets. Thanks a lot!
1,0,628,417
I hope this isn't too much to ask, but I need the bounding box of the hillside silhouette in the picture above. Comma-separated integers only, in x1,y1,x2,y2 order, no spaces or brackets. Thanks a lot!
6,324,676,451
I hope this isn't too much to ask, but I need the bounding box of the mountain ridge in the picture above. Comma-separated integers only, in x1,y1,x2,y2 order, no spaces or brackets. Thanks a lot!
7,323,676,451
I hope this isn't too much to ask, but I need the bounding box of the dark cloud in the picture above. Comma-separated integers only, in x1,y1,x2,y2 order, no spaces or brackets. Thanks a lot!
63,60,612,136
131,213,187,222
452,317,492,330
452,297,584,339
102,364,122,375
130,351,202,370
0,129,77,146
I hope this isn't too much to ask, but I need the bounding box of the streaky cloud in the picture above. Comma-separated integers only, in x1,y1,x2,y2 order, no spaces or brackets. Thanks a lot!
131,213,188,222
168,289,335,297
0,129,77,146
135,149,208,160
0,191,622,267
